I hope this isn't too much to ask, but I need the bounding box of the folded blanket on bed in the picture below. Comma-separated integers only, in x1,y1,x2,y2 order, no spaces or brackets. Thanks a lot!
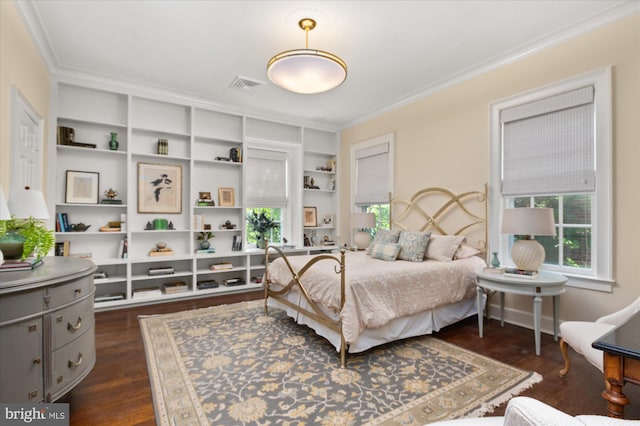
267,251,485,344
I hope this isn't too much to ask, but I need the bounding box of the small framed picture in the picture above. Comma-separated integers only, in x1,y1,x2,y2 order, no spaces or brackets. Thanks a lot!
218,187,235,207
65,170,99,204
138,162,182,213
303,206,317,227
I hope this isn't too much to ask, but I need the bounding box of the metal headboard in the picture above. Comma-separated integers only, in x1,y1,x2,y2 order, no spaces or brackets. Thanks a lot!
389,184,488,259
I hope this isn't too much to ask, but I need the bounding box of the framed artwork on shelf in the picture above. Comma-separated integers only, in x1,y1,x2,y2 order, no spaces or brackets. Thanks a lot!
138,162,182,213
303,206,317,227
65,170,99,204
218,187,235,207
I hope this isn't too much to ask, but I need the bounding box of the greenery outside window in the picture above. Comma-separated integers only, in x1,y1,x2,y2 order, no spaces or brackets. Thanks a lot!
359,204,390,236
246,208,282,246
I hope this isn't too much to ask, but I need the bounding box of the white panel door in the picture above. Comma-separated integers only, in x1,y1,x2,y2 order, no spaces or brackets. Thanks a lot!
11,87,43,191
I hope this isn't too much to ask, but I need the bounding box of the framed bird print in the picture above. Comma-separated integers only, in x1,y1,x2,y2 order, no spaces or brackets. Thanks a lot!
138,162,182,213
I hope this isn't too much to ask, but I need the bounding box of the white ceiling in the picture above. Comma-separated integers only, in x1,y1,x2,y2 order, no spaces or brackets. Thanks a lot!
19,0,638,128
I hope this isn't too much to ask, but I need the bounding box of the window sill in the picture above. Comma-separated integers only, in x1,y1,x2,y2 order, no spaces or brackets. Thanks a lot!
562,272,614,292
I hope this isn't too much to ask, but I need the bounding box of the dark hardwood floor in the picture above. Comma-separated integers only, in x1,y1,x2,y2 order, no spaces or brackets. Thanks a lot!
64,293,640,425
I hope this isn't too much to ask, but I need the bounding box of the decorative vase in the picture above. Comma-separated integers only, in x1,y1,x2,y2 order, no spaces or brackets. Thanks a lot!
109,132,119,151
200,241,210,250
256,234,266,249
0,231,25,260
491,252,501,268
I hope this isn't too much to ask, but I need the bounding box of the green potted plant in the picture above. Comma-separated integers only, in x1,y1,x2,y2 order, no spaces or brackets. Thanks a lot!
0,216,55,260
247,210,278,249
196,231,214,249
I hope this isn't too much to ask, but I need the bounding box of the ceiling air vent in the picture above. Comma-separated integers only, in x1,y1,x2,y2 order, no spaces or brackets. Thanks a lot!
228,75,264,93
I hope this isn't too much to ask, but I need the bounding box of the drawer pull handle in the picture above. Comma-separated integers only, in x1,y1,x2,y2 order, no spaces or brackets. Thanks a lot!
67,317,82,331
68,353,83,368
28,390,38,399
74,288,82,295
33,357,41,365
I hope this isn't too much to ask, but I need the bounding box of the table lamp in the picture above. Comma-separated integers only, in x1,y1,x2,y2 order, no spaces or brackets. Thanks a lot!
351,212,376,250
0,188,11,264
501,207,555,271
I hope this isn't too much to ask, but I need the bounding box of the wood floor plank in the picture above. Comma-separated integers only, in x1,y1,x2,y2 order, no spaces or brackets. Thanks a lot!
63,292,640,424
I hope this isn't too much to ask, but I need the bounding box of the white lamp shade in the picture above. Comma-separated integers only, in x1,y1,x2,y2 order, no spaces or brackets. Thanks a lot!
351,212,376,229
0,188,10,220
8,187,50,220
267,49,347,94
501,208,555,236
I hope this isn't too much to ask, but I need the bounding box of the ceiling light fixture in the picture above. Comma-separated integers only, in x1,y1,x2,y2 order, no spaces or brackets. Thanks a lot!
267,18,347,94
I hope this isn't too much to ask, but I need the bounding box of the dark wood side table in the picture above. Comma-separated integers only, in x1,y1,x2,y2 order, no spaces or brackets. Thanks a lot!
592,311,640,419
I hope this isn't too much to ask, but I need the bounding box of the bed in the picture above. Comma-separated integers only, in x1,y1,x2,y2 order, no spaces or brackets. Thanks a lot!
263,186,488,367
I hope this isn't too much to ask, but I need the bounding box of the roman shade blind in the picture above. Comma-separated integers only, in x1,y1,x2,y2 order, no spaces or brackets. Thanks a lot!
245,148,288,206
354,141,390,205
501,85,595,196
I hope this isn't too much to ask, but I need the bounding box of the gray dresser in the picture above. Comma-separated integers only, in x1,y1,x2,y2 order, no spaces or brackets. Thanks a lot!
0,257,96,402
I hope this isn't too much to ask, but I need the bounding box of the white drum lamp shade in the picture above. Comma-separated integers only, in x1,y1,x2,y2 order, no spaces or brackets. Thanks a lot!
8,187,50,220
351,212,376,250
0,188,11,264
501,208,555,271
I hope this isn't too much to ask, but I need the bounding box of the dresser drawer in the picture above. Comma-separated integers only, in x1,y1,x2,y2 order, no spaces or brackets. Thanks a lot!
48,325,95,400
0,288,45,323
50,296,94,350
45,275,93,309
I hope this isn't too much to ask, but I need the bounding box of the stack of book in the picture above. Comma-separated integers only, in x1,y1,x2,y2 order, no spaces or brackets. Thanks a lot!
504,268,538,279
197,279,219,290
148,266,175,276
210,262,233,271
0,257,43,272
95,293,125,303
163,281,188,294
223,277,245,286
196,197,215,206
132,287,162,299
482,266,505,274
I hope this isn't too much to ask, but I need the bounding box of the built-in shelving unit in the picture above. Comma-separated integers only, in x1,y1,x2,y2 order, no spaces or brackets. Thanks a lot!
51,80,339,309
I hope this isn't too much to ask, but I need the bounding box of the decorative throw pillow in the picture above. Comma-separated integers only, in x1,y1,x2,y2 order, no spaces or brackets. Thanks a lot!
397,231,431,262
366,229,401,254
370,242,401,261
454,244,481,260
425,235,466,261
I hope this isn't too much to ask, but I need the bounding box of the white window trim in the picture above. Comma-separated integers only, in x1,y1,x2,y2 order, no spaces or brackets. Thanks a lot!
489,67,613,292
244,138,302,246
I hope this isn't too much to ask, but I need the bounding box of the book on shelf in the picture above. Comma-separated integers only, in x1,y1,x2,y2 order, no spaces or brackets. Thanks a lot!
100,199,123,205
232,235,242,251
483,266,505,274
210,262,233,270
197,279,219,290
195,248,216,254
163,281,188,294
223,277,245,286
503,268,538,279
132,287,162,299
0,257,44,272
94,293,125,303
148,266,175,276
149,249,174,257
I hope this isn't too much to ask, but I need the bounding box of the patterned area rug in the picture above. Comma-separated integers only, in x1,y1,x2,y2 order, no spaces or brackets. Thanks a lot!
140,300,541,425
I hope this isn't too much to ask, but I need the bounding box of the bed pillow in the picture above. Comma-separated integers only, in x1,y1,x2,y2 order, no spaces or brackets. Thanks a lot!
425,235,466,261
397,231,431,262
454,244,481,259
366,229,401,254
370,242,401,261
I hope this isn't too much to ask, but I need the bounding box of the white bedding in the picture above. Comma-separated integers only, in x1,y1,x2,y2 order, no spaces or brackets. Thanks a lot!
266,250,485,345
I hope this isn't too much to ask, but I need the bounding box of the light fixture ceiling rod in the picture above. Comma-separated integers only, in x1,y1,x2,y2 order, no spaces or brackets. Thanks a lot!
299,18,316,49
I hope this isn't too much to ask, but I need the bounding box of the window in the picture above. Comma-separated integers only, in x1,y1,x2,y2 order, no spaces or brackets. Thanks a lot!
351,133,394,232
490,67,612,291
245,147,289,247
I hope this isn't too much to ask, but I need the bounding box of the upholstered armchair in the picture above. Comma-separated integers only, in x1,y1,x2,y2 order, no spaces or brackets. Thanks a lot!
559,296,640,377
428,396,636,425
